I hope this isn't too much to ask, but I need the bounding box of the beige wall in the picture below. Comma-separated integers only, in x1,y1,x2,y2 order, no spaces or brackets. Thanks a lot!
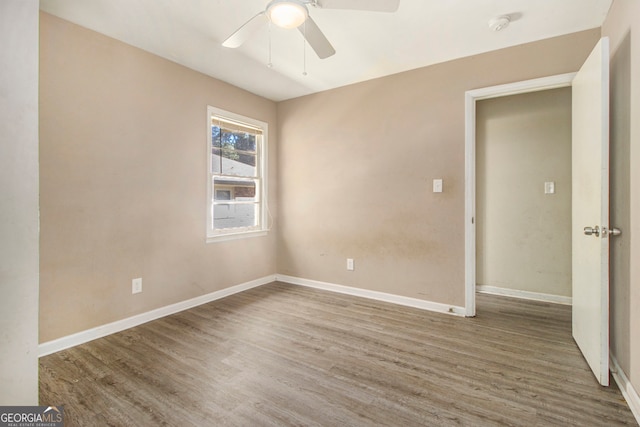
277,30,599,307
476,88,572,297
0,1,40,404
602,0,640,402
33,5,640,409
39,13,278,343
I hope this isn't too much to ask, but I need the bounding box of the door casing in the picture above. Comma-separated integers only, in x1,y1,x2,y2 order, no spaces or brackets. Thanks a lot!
464,73,576,317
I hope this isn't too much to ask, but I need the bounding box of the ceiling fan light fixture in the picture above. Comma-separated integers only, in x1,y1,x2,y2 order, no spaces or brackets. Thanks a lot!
267,0,308,29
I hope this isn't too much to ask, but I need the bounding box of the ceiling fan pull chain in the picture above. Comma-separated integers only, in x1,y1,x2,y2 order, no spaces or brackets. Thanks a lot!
267,21,273,68
302,19,308,76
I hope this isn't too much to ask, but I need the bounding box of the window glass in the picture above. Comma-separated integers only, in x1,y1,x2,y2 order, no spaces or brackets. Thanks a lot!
207,107,267,240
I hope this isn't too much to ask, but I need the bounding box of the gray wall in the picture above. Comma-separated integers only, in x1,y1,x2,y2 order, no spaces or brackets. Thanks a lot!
476,88,572,297
0,0,40,404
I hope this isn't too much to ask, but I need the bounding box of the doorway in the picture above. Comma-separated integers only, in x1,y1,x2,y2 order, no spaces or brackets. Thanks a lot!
475,88,572,305
463,73,576,317
465,39,611,387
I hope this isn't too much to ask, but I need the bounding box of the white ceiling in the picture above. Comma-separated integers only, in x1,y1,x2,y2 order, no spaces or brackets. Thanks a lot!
39,0,612,102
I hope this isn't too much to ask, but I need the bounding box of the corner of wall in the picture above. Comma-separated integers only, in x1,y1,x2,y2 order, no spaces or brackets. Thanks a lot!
0,0,40,405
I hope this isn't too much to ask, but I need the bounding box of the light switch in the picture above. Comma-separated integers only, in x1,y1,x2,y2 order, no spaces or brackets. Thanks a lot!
347,258,354,271
544,181,555,194
433,179,443,193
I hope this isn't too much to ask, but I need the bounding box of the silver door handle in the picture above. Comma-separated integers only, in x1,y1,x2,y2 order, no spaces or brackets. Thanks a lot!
584,226,600,237
583,226,621,237
601,226,622,237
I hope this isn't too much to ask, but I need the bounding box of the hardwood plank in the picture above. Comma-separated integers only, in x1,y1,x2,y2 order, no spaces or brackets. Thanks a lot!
40,282,638,426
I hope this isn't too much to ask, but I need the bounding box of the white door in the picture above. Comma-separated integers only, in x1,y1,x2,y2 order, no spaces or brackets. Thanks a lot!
572,37,610,387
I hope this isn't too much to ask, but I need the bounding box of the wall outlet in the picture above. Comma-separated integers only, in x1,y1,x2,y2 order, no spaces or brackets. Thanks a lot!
347,258,355,271
132,278,142,294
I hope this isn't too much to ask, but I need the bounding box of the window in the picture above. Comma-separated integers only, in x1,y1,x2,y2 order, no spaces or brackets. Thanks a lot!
207,106,267,241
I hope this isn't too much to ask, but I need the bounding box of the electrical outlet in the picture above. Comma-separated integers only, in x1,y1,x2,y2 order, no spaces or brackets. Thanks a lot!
132,278,142,294
347,258,354,271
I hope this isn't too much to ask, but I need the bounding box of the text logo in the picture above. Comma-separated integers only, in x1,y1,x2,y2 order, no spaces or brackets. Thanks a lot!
0,406,64,427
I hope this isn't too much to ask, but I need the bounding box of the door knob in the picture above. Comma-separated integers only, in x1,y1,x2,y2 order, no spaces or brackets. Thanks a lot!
608,227,622,236
583,226,622,237
584,226,600,237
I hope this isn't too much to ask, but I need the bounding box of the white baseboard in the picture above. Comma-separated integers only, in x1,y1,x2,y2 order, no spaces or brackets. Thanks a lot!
276,274,466,316
476,285,572,305
610,353,640,424
44,276,570,356
38,275,276,357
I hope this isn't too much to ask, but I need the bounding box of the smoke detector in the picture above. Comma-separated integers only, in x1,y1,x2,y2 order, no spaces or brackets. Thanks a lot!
489,15,511,31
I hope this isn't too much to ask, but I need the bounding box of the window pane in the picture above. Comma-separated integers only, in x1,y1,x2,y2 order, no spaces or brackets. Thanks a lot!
211,126,257,177
212,178,258,230
213,179,257,202
213,203,258,229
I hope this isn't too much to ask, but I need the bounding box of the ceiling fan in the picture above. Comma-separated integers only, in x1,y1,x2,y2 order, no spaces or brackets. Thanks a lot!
222,0,400,59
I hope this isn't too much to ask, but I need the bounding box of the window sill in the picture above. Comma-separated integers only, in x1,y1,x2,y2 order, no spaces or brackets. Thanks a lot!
206,229,268,243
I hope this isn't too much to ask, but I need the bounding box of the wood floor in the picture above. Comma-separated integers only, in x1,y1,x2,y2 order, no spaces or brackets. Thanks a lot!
39,282,637,426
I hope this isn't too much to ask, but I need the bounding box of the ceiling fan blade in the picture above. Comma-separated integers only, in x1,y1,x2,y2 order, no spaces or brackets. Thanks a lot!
316,0,399,12
298,16,336,59
222,12,268,48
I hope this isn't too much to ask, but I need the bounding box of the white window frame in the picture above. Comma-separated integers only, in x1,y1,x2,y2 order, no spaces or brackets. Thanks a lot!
207,106,268,243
